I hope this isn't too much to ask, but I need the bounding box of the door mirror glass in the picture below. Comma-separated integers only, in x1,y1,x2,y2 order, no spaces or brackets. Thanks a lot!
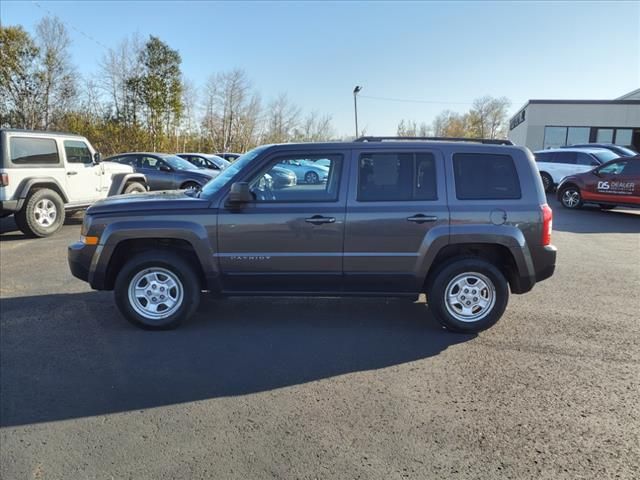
159,165,172,172
228,182,253,204
94,152,102,164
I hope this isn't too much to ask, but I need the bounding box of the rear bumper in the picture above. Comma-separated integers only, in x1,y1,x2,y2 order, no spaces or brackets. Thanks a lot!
535,245,557,282
510,244,557,294
0,199,22,214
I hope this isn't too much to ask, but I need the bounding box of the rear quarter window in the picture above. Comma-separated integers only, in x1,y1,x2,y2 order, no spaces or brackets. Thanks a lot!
453,153,521,200
9,137,60,165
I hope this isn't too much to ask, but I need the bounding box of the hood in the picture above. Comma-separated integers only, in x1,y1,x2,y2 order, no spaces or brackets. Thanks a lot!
102,161,134,174
187,168,219,179
87,190,210,215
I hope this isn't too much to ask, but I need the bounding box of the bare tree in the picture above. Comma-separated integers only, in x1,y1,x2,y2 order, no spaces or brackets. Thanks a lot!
263,93,300,144
293,111,333,142
467,96,511,139
35,16,76,129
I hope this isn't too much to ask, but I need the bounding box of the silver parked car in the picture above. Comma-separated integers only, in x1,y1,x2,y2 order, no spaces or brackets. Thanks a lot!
276,159,329,184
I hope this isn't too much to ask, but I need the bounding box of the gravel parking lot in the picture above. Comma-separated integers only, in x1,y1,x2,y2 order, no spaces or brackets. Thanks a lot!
1,197,639,480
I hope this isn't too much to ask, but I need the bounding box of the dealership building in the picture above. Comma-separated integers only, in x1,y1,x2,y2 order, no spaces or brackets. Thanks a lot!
508,89,640,152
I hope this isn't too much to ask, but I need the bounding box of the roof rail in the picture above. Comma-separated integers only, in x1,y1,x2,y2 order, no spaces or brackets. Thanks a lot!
354,136,514,145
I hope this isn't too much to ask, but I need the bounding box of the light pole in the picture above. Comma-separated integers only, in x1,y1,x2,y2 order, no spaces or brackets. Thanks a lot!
353,85,362,138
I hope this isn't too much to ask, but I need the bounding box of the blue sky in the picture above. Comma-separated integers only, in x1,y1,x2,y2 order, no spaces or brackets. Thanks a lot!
2,0,639,136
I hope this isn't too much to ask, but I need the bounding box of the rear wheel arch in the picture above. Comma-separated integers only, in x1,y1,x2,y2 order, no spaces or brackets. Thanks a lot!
18,178,69,203
424,243,520,294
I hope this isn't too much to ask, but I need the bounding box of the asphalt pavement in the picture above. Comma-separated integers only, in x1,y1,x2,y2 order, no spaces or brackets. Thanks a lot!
1,198,639,479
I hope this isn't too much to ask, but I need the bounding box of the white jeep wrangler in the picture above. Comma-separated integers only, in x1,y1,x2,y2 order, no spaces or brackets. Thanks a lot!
0,129,147,237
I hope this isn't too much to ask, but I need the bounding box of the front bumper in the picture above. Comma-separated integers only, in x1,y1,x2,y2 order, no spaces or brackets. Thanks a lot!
68,241,94,283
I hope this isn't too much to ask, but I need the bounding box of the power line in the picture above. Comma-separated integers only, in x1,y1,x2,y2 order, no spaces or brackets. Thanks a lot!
31,1,110,51
359,94,475,105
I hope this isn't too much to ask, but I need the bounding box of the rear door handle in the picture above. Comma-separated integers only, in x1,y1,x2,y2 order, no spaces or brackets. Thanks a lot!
305,215,336,225
67,171,78,176
407,214,438,224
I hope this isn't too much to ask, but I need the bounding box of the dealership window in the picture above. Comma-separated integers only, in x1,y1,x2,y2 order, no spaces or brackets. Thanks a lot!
614,129,632,146
543,127,567,149
596,128,614,143
566,127,590,145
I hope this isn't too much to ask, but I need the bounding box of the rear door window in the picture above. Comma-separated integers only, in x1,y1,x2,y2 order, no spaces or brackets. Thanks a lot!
9,137,60,165
576,153,597,166
453,153,521,200
554,152,577,165
357,152,437,201
535,152,554,163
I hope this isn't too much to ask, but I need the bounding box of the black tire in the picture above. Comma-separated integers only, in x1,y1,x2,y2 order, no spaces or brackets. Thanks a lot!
559,185,583,209
123,181,146,194
114,250,201,330
540,172,553,193
304,171,319,184
599,204,616,210
181,181,201,191
14,188,65,238
427,257,509,333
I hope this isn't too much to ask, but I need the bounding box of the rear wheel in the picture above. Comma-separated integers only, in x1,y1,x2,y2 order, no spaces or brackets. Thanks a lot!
559,185,583,209
123,181,146,194
181,181,200,191
304,171,319,184
427,258,509,333
14,188,65,238
114,251,201,330
540,172,553,192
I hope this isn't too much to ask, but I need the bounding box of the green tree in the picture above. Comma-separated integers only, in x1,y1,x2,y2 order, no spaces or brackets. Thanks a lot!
137,36,183,151
0,25,41,128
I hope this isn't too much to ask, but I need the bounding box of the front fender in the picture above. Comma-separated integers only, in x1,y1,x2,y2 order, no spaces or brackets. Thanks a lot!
89,220,218,290
107,173,148,196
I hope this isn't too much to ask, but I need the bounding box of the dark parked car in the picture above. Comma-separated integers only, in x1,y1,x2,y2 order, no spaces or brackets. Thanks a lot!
177,153,230,171
105,152,218,191
557,155,640,210
214,152,242,162
562,143,637,157
69,137,556,333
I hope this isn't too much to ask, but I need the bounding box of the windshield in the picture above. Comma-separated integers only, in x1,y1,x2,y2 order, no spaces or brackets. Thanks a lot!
206,155,231,168
615,146,638,157
163,155,200,170
200,146,269,197
592,150,619,163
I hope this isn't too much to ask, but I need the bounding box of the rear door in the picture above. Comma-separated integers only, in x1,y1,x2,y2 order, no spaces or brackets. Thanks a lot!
343,148,448,294
217,149,348,293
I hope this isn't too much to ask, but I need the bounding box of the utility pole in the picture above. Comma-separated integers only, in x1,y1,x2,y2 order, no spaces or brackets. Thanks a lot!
353,86,362,138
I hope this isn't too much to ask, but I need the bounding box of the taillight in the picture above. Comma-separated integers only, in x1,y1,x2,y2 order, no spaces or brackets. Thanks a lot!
0,173,8,187
541,203,553,246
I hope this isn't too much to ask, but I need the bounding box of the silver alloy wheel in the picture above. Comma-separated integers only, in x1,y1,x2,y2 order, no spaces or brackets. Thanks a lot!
128,267,184,321
305,171,319,184
561,188,581,208
444,272,496,323
33,199,57,227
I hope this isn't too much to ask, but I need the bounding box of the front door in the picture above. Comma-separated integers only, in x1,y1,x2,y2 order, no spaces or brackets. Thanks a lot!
217,150,348,293
343,149,449,293
62,139,103,203
138,156,177,190
583,158,640,205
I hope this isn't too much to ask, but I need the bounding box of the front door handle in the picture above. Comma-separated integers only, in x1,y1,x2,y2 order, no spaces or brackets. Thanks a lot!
67,171,78,176
305,215,336,225
407,214,438,224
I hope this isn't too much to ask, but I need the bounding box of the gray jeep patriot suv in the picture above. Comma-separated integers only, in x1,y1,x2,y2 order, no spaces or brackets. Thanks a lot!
68,137,556,332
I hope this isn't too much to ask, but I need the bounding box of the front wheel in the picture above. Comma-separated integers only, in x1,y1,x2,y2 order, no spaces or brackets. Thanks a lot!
559,185,583,209
123,181,146,194
114,251,201,330
427,258,509,333
181,181,201,191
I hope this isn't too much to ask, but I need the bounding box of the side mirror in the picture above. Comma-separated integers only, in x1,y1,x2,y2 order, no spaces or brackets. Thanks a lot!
159,165,172,172
227,182,253,204
592,169,601,177
94,152,102,164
